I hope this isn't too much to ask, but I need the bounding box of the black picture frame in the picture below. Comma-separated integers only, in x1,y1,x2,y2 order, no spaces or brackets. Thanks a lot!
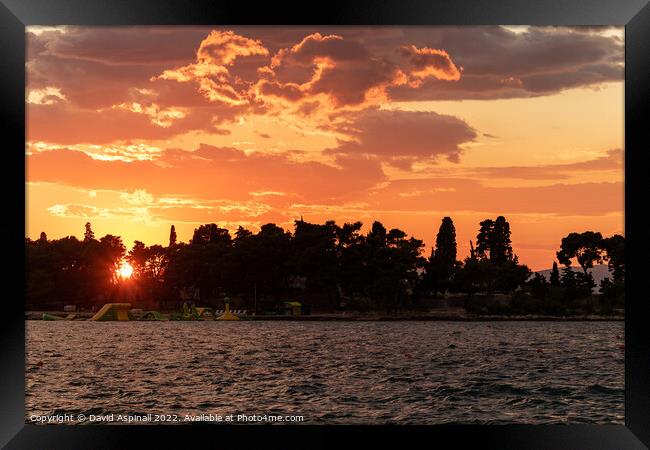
2,1,648,448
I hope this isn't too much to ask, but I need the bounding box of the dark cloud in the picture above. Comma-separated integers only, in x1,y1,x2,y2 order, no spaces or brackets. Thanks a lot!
325,109,478,168
27,103,230,144
386,26,623,100
29,27,212,66
27,26,623,146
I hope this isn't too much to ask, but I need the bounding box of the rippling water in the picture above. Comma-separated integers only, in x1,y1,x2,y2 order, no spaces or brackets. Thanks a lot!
26,321,624,424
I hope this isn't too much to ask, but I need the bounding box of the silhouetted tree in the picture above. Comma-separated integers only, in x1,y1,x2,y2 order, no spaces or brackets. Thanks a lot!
84,222,95,242
166,223,234,305
491,216,514,264
493,259,531,292
97,235,127,287
550,261,561,286
169,225,177,247
528,272,549,299
475,220,493,261
293,219,340,308
455,257,493,296
26,218,620,315
191,223,230,246
600,234,625,281
561,266,595,300
128,241,148,278
335,221,366,302
469,240,476,260
423,217,459,296
460,216,526,295
248,223,292,302
476,216,513,264
234,225,252,242
556,231,603,274
26,231,126,309
599,276,622,311
361,221,424,311
598,234,625,310
434,217,457,266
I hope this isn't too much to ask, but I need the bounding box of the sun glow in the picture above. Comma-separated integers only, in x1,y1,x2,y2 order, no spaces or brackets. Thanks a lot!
117,261,134,279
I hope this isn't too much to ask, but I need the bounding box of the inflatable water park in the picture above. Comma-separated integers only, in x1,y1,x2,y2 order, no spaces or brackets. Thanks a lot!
39,297,259,321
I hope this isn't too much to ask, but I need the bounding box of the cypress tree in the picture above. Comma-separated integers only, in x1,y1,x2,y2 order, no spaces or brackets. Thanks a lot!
550,261,560,286
434,217,457,267
169,224,177,247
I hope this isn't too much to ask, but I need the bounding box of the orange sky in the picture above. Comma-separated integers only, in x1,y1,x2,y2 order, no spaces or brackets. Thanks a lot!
25,26,624,270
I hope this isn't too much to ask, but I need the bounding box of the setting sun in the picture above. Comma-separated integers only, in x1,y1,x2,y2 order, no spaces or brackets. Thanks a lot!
117,261,134,279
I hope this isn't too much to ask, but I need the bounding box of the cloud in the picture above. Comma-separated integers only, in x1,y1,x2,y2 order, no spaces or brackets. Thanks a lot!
153,30,270,106
27,26,622,149
26,28,244,143
45,187,283,228
460,148,623,180
325,109,477,168
387,26,623,100
400,45,461,84
197,30,270,66
26,86,67,105
120,189,154,205
365,178,623,216
28,142,164,162
27,102,228,145
148,30,462,120
27,26,215,66
29,142,622,231
249,191,286,197
255,33,461,113
47,203,155,224
110,102,187,128
27,144,387,203
27,53,167,109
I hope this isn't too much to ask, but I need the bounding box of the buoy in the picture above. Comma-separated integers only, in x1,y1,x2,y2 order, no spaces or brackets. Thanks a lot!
616,335,622,340
36,361,43,367
536,348,544,354
405,352,412,358
618,344,625,351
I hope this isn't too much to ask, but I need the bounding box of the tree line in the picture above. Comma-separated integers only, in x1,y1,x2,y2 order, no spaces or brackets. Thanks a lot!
25,217,624,315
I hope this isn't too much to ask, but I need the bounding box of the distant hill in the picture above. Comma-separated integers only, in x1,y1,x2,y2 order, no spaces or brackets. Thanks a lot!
535,264,611,293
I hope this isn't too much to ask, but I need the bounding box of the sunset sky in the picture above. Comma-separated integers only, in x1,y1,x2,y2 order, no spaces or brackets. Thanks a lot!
25,26,624,270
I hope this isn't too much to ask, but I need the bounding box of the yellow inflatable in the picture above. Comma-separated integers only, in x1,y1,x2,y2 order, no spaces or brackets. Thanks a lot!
216,298,239,321
91,303,132,321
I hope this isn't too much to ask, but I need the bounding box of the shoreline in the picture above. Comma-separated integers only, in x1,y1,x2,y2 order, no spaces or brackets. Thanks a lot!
25,311,624,322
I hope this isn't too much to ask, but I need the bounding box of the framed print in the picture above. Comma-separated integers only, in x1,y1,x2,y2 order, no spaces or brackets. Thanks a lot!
1,0,649,448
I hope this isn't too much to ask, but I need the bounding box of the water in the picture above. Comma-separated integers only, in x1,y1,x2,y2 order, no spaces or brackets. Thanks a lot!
26,321,624,424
